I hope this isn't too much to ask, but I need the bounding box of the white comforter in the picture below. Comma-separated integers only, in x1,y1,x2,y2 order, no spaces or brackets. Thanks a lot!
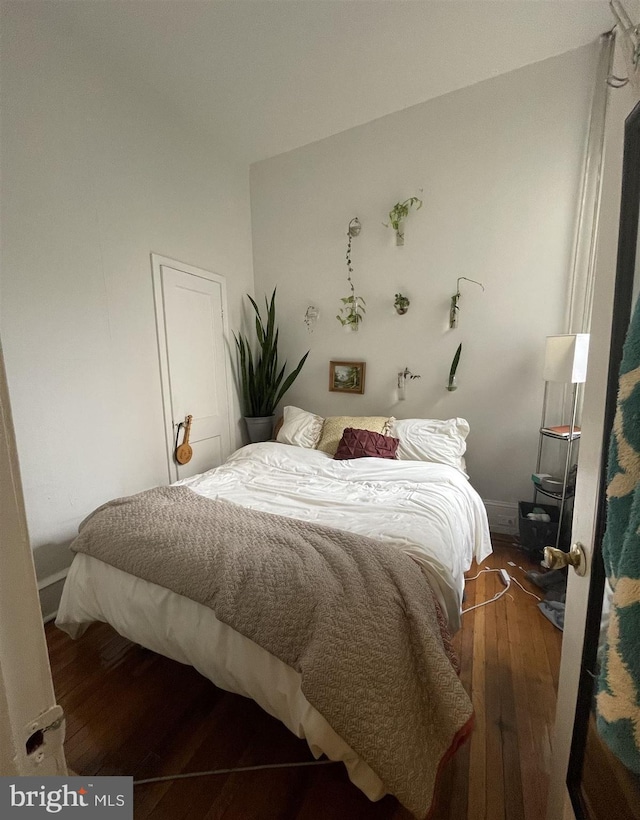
57,441,491,804
177,442,491,630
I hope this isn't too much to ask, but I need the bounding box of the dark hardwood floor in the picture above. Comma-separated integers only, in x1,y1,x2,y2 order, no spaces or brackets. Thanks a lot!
45,535,562,819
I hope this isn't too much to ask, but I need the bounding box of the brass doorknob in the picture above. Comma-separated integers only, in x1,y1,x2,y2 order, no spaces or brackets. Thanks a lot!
543,542,587,577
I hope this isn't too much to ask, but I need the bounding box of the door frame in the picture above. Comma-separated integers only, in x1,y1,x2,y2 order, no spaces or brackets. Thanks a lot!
566,97,640,818
151,253,234,483
0,341,67,776
546,83,640,819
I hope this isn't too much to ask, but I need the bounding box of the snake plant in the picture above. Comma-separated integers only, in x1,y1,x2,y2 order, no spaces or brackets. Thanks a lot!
234,289,309,417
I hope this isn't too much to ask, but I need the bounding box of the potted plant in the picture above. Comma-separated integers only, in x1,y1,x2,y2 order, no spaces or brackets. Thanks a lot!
447,343,462,391
234,289,309,442
337,217,365,331
385,196,423,245
394,293,410,315
337,294,366,330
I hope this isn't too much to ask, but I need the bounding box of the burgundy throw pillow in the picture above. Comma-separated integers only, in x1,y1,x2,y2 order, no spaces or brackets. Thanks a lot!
333,427,399,460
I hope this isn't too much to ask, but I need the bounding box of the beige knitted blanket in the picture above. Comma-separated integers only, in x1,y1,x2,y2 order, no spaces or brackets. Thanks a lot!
71,486,473,817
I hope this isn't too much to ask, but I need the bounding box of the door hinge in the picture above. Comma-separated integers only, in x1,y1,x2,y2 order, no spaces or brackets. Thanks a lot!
25,704,65,762
27,704,64,736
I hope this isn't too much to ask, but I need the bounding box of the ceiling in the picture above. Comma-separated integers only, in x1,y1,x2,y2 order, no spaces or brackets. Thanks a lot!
37,1,614,164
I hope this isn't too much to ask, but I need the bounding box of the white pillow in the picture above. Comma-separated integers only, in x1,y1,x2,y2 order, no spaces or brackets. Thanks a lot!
276,406,324,449
391,417,470,472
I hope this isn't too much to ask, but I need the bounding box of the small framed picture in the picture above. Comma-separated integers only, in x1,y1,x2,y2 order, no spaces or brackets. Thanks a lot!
329,361,366,394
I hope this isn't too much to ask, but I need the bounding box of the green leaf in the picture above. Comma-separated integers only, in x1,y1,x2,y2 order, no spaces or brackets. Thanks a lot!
234,288,309,417
449,343,462,380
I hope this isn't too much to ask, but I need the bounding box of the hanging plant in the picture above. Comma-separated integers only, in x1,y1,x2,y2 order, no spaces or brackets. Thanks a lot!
394,293,410,314
337,217,366,331
337,294,366,330
449,277,485,328
384,195,422,245
447,343,462,391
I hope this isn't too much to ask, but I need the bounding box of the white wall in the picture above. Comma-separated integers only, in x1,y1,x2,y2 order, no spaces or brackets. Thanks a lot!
0,4,254,606
250,44,599,508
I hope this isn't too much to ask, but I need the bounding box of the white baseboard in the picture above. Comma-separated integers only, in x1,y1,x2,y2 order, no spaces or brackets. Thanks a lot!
483,499,519,535
37,568,69,624
37,568,69,592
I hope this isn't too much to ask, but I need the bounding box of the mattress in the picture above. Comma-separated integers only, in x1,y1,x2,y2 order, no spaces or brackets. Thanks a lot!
56,440,491,803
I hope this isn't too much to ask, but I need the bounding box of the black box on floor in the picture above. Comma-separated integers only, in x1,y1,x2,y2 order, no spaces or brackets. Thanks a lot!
518,502,560,554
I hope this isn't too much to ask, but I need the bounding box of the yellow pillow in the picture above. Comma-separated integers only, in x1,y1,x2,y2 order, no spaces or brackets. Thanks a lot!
316,416,391,456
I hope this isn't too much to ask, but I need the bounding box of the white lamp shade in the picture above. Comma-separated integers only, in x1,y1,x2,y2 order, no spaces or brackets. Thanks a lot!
543,334,590,383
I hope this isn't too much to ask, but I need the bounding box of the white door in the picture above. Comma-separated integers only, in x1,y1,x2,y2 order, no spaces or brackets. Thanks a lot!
152,255,233,482
546,85,640,819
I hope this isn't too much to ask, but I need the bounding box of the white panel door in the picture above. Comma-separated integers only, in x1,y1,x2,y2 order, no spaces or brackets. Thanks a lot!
153,257,232,482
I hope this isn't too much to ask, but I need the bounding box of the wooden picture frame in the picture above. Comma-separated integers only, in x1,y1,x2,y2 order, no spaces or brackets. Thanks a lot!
329,361,366,394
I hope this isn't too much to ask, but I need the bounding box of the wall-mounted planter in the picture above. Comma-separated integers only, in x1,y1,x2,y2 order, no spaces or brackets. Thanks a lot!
337,218,365,330
449,277,485,328
385,196,422,246
447,343,462,391
337,295,365,331
394,293,410,314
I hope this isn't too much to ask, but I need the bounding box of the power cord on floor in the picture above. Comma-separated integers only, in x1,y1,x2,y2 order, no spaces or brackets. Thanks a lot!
462,567,541,615
510,575,542,602
462,568,510,614
134,759,337,787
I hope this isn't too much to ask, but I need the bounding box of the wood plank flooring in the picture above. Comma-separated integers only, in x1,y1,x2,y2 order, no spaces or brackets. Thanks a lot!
45,535,562,819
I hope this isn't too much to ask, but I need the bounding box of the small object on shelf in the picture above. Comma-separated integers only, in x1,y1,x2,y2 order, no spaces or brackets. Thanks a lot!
531,472,552,486
540,476,565,495
540,424,582,439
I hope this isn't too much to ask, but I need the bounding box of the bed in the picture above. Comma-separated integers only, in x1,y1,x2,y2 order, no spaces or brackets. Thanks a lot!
56,414,491,817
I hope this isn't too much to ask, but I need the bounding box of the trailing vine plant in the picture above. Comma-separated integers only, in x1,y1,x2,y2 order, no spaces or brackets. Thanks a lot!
337,217,366,330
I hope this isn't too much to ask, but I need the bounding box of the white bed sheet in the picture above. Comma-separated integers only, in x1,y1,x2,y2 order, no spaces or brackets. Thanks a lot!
177,442,491,630
56,441,491,804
